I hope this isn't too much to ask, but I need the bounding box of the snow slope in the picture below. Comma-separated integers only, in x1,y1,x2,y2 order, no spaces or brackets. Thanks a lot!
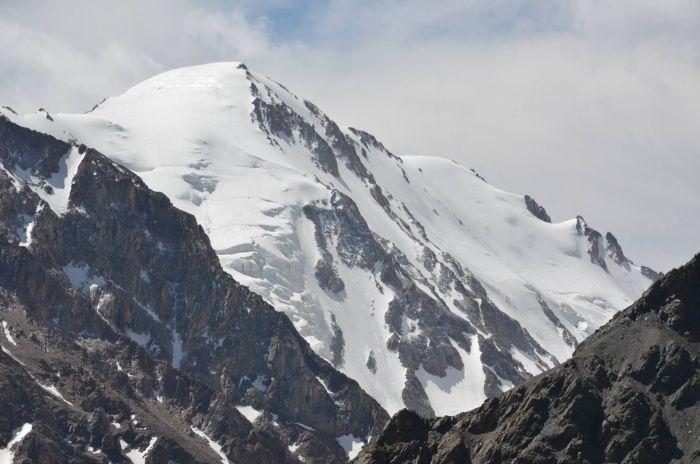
0,62,657,416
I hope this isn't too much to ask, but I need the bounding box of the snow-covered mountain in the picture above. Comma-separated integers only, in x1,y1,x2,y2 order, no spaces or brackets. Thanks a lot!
0,62,658,417
0,116,385,463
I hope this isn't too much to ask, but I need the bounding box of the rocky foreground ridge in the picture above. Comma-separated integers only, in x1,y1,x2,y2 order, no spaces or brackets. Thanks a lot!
356,253,700,463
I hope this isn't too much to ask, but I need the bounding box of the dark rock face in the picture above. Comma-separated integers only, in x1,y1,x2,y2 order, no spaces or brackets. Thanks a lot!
577,216,609,271
305,101,373,181
329,313,346,368
605,231,629,267
356,253,700,464
401,374,435,418
251,82,340,177
532,290,578,349
346,128,396,160
524,194,552,223
0,115,388,463
469,168,487,182
365,351,377,374
642,265,664,282
315,255,346,295
248,68,390,188
0,115,70,180
575,219,661,281
304,190,384,271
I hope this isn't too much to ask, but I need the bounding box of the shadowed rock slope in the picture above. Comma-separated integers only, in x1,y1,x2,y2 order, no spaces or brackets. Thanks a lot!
0,115,387,463
356,253,700,464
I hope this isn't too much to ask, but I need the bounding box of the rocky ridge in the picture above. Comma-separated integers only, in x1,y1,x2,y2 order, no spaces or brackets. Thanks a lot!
356,252,700,463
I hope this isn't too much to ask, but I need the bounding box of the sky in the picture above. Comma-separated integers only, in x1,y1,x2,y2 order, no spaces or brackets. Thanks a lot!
0,0,698,271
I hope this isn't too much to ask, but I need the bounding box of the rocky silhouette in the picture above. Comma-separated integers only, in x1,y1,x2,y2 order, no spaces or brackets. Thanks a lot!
356,252,700,463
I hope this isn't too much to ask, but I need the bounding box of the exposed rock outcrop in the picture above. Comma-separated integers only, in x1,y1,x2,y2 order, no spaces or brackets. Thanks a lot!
605,231,629,266
642,265,664,282
524,194,552,223
577,216,608,271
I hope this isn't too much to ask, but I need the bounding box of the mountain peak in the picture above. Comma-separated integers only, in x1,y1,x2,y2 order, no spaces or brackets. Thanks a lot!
0,63,659,418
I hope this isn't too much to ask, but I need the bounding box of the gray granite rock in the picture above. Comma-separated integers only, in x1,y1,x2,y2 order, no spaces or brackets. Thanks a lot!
524,194,552,223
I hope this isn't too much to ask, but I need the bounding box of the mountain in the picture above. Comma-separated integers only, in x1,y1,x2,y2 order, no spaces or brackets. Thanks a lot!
0,62,659,418
0,116,386,463
356,252,700,463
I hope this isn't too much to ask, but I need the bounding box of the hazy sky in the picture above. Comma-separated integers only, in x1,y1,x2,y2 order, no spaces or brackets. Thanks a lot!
1,0,697,271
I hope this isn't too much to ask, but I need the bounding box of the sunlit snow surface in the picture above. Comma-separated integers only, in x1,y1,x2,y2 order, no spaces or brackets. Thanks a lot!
235,405,263,424
37,383,73,406
1,321,16,346
0,423,32,464
0,62,654,415
191,427,230,464
125,436,158,464
336,434,365,460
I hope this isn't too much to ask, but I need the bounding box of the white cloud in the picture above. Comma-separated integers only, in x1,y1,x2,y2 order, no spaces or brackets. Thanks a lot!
0,0,294,112
266,0,700,271
0,0,697,270
574,0,700,40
